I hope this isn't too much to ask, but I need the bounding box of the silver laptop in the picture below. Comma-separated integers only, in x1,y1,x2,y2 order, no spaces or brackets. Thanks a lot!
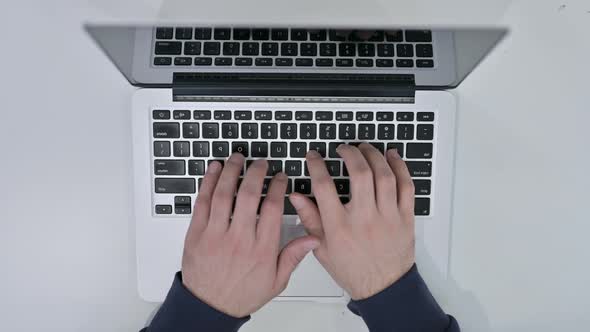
86,25,506,302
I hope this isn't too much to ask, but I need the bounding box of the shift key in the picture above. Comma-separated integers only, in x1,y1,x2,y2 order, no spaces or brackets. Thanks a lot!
406,161,432,177
155,178,195,193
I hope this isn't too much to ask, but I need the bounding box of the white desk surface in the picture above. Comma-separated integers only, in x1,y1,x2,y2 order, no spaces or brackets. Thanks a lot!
1,0,589,331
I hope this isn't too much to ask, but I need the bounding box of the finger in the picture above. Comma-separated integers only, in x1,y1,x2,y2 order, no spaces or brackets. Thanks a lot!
305,150,343,227
186,161,223,240
273,236,320,294
230,159,268,236
336,144,375,207
289,193,324,238
386,149,415,218
358,143,397,214
256,173,288,248
208,153,245,233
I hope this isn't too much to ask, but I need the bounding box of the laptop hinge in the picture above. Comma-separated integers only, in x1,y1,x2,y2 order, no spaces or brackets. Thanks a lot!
172,73,415,103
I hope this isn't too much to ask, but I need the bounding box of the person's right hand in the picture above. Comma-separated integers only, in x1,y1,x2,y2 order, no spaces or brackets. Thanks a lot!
289,144,416,300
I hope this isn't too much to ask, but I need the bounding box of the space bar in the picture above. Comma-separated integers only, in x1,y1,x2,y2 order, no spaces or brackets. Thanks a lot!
155,178,196,193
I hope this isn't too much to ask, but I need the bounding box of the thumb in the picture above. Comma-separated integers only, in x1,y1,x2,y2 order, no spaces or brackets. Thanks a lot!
274,236,320,293
289,193,324,237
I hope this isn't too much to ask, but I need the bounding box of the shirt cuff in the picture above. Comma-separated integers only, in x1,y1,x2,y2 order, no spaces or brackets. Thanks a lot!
145,272,250,332
347,264,453,332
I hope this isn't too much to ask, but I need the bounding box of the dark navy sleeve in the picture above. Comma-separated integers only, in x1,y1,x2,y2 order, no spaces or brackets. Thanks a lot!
348,264,460,332
141,272,250,332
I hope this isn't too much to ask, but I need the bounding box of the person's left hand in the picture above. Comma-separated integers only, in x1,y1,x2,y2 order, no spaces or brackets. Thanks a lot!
181,153,320,318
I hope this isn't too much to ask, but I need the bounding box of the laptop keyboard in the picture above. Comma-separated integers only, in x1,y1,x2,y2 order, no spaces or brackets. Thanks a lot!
151,108,436,217
152,28,435,69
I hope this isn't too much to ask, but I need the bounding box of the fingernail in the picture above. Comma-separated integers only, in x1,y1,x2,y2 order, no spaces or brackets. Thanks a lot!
208,161,222,173
275,172,288,181
253,159,267,167
307,150,321,159
289,194,304,208
388,149,400,159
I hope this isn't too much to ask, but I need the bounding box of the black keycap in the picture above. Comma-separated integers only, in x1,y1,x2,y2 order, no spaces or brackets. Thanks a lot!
319,124,336,139
387,143,404,157
295,58,313,66
300,43,317,56
212,142,229,157
194,110,211,120
194,28,212,40
267,160,283,176
316,112,333,121
416,44,433,57
175,196,190,207
233,28,250,40
329,30,347,41
397,112,414,121
406,30,432,42
153,122,180,138
222,123,238,139
215,57,232,66
261,42,279,55
294,179,311,195
242,42,260,56
309,30,327,41
153,110,170,120
255,111,272,120
192,142,209,157
356,112,373,121
156,27,173,39
385,30,403,42
309,142,326,157
339,43,356,56
271,29,289,40
396,43,414,57
368,31,385,41
154,160,185,175
252,142,268,157
194,57,213,66
406,161,432,177
376,59,394,67
203,42,221,55
255,58,272,66
241,123,258,138
275,111,292,121
184,42,201,55
316,58,334,67
270,142,287,157
155,205,172,214
285,161,302,176
407,143,433,159
291,29,307,40
284,197,297,215
340,196,350,204
328,142,344,158
175,27,192,40
319,43,337,56
235,57,253,66
281,43,298,56
417,112,435,121
369,142,385,153
253,29,270,40
334,179,349,195
376,112,394,121
300,123,317,139
415,198,430,216
188,160,206,175
155,41,182,55
173,110,191,120
416,59,434,68
232,142,249,157
234,110,252,120
356,59,374,67
214,28,231,40
154,141,171,157
358,44,375,57
223,42,240,55
377,44,395,57
290,142,307,157
261,123,278,139
175,206,192,214
413,179,431,195
336,111,353,121
326,161,340,176
173,141,190,157
280,123,297,139
261,178,272,194
339,124,355,139
336,58,353,67
155,178,196,194
202,123,219,138
198,177,204,190
358,124,375,140
397,124,414,140
377,124,395,140
295,111,313,120
275,58,293,66
183,123,199,138
417,124,434,140
154,57,172,66
214,110,232,120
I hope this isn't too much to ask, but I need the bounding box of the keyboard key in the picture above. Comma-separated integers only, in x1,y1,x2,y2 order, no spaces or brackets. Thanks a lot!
385,30,403,42
156,27,173,39
175,206,192,214
175,27,192,39
329,30,347,41
407,143,433,159
255,111,272,120
192,142,209,157
154,57,172,66
183,123,199,138
173,110,191,120
415,198,430,216
334,179,349,194
235,57,253,66
309,142,326,157
416,44,433,57
188,160,205,175
397,124,414,140
193,110,211,120
340,196,350,205
339,43,356,56
369,142,385,153
309,30,327,41
184,42,201,55
358,124,375,140
291,29,307,40
328,142,344,158
295,111,313,120
356,59,373,67
417,124,434,140
280,123,297,139
252,142,268,157
253,29,270,40
356,112,373,121
300,43,317,56
242,42,260,56
270,142,287,158
377,44,395,57
261,178,272,194
223,42,240,55
319,124,336,139
261,42,279,55
316,112,333,121
233,28,250,40
319,43,337,56
339,124,355,139
397,112,414,121
153,122,180,138
173,141,190,157
255,58,272,66
203,42,221,55
194,28,212,40
153,110,170,120
376,59,394,67
275,111,292,121
281,43,298,56
214,110,232,120
285,161,302,176
154,160,185,175
261,123,278,139
155,205,172,214
376,112,394,121
396,44,414,58
155,41,182,55
154,141,171,157
406,161,432,177
406,30,432,42
417,112,435,121
326,161,340,176
295,58,314,66
336,58,353,67
290,142,307,157
214,28,231,40
155,178,196,194
284,197,297,215
294,179,311,195
315,58,333,67
212,142,229,157
377,124,395,140
215,57,232,66
275,58,293,66
241,123,258,138
300,123,317,139
174,196,191,205
267,160,283,176
368,31,385,42
336,112,353,121
234,110,252,120
232,142,249,157
387,143,404,157
413,179,431,195
271,29,289,40
416,59,434,68
194,57,213,66
202,123,219,138
222,123,238,138
358,44,375,57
